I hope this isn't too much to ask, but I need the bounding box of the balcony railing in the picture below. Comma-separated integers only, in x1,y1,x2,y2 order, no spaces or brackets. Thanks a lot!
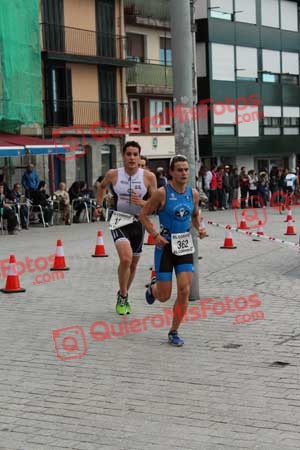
44,100,128,128
40,23,127,59
124,0,170,21
127,63,173,89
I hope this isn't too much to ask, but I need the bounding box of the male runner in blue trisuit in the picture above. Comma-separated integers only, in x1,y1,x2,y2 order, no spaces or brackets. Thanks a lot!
139,155,206,346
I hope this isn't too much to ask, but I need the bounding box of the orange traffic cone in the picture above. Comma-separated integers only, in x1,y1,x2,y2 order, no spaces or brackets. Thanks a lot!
145,222,156,245
284,221,296,236
284,207,294,223
91,231,108,257
280,203,285,214
220,226,237,249
50,240,70,271
253,220,264,241
239,212,249,230
1,255,26,293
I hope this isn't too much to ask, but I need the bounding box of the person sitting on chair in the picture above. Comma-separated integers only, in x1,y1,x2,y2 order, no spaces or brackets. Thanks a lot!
54,182,71,225
31,181,53,227
0,184,18,235
7,183,29,229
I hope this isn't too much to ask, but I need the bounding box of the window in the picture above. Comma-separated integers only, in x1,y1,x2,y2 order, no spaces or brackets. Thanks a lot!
236,46,258,81
281,52,299,84
150,100,172,133
263,117,281,135
127,33,145,63
214,125,235,135
212,43,235,81
261,0,279,28
235,0,256,24
262,49,280,83
210,0,233,20
129,99,141,133
282,106,300,135
280,0,298,31
262,73,280,83
160,37,172,66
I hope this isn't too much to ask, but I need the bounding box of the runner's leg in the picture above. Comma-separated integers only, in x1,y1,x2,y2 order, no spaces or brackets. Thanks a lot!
170,272,193,332
115,240,133,297
127,255,140,291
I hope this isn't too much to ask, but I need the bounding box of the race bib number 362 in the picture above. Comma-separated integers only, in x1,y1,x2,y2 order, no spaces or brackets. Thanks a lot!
171,232,195,256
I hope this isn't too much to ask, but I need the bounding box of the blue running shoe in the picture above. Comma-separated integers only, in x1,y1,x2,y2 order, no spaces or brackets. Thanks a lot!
145,285,155,305
168,331,184,347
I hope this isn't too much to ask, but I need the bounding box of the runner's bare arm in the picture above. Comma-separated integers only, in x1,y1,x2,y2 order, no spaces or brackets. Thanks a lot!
139,189,168,246
191,189,206,239
96,169,116,209
130,170,157,207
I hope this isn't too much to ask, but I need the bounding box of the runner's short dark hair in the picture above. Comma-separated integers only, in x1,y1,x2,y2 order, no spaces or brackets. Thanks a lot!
169,154,188,170
122,141,141,155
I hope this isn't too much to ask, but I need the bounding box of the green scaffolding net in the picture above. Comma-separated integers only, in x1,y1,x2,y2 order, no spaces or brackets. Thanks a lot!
0,0,43,133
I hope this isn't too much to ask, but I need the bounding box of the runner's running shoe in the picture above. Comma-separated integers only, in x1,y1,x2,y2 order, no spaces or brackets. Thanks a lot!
145,285,155,305
168,330,184,347
125,300,131,315
116,292,128,315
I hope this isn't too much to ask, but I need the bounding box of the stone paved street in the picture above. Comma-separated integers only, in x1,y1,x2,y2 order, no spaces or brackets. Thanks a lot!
0,206,300,450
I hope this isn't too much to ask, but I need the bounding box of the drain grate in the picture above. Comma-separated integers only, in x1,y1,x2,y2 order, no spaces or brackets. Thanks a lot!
270,361,291,368
223,343,242,349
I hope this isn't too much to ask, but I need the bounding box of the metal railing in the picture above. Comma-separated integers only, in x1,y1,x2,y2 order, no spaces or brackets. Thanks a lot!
40,23,127,59
124,0,170,21
127,63,173,89
44,100,128,127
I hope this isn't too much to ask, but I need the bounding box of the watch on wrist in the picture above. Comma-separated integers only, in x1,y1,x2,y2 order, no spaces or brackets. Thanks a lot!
96,204,102,208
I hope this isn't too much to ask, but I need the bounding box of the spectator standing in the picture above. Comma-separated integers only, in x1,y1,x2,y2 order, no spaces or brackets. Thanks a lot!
248,170,258,208
21,164,39,198
239,167,249,209
216,166,225,210
223,165,232,209
230,168,240,208
156,167,168,188
209,166,217,211
258,169,269,207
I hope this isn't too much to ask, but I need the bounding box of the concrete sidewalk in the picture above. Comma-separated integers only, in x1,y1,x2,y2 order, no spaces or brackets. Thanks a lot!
0,207,300,450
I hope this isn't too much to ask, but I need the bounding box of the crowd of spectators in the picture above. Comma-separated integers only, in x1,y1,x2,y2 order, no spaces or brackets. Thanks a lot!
0,164,100,235
196,165,300,211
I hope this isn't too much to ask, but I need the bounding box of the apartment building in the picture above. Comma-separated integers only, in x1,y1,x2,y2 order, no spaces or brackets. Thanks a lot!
123,0,175,171
195,0,300,172
41,0,131,188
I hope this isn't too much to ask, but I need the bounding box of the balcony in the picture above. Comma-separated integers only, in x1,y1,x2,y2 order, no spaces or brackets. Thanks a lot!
124,0,170,26
40,23,132,67
127,62,173,94
44,100,128,129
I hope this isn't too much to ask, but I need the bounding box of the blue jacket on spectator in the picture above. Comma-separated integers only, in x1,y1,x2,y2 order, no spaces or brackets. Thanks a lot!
22,166,39,191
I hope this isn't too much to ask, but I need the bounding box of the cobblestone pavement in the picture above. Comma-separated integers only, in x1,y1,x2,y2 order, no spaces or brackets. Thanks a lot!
0,206,300,450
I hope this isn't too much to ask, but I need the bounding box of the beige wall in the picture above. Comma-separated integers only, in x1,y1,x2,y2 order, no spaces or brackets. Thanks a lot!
64,0,96,31
64,0,97,55
126,25,171,62
69,64,99,125
125,135,175,158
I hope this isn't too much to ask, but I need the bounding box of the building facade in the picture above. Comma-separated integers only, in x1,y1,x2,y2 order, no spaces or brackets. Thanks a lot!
124,0,175,171
41,0,131,189
195,0,300,172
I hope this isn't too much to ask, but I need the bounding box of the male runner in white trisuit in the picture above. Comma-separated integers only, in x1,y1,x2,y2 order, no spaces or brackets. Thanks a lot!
95,141,157,315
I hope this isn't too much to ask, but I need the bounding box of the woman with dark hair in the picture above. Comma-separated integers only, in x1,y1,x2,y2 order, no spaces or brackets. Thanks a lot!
31,181,53,226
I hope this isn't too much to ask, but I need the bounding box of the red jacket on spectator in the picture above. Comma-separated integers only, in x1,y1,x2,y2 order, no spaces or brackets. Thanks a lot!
216,171,223,189
210,172,217,189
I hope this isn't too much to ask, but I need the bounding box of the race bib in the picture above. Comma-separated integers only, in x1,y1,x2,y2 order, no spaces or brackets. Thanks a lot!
109,211,136,230
171,232,195,256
